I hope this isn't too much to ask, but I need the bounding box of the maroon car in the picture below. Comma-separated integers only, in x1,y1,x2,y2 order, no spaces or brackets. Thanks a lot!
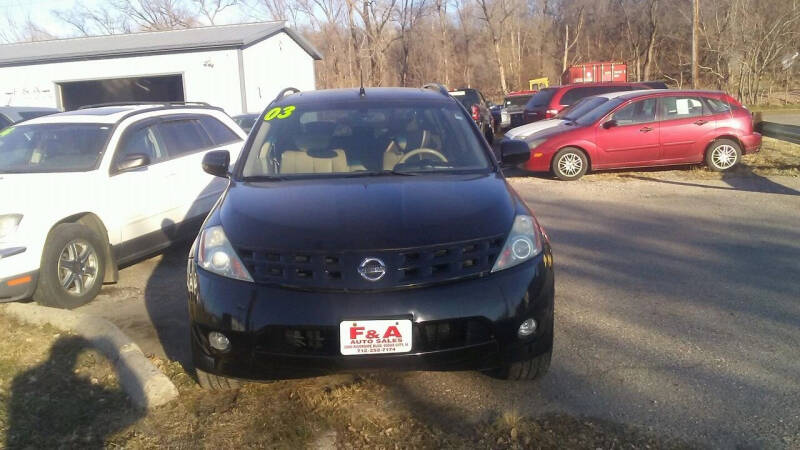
517,90,761,180
522,82,656,124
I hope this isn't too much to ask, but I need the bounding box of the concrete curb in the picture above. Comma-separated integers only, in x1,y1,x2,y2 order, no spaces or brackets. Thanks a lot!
0,302,179,409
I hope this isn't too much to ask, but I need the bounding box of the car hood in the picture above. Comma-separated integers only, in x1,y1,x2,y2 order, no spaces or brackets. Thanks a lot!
219,173,516,251
505,119,567,140
0,172,97,214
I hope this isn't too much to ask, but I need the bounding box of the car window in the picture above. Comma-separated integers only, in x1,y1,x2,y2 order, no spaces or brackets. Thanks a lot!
611,98,657,125
198,116,241,146
450,90,481,109
234,115,258,132
115,124,164,167
526,88,557,108
241,102,491,178
574,98,627,126
504,96,532,107
558,97,609,121
660,97,705,120
0,114,11,130
0,123,111,173
156,119,213,158
703,97,731,114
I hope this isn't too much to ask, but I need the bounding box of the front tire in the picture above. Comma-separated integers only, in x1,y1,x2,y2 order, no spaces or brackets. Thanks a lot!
34,223,105,309
706,139,741,171
497,350,552,381
196,368,241,390
552,147,588,180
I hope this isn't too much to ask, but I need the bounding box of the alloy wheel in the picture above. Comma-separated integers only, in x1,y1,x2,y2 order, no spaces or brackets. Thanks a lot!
712,144,737,169
57,239,99,296
558,153,583,177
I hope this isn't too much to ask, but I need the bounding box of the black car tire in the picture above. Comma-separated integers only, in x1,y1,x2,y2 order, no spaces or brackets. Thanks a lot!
34,223,105,309
500,349,552,381
705,139,741,171
552,147,588,181
196,368,241,390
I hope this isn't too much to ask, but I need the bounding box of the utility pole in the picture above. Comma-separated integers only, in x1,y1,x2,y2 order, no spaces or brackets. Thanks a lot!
691,0,700,89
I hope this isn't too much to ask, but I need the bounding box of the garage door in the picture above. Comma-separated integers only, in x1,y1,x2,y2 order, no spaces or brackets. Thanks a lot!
59,74,185,110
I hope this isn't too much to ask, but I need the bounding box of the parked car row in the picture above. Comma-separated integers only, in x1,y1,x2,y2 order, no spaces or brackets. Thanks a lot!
502,88,761,180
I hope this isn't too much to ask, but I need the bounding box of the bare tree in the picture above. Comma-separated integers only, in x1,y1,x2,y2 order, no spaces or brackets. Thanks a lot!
475,0,513,93
395,0,428,86
193,0,237,25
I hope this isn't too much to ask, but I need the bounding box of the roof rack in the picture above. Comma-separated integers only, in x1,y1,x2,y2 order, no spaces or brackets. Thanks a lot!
268,87,300,106
422,83,450,97
78,101,213,110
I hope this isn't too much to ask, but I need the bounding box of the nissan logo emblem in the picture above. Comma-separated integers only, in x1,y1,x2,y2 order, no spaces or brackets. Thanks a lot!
358,258,387,282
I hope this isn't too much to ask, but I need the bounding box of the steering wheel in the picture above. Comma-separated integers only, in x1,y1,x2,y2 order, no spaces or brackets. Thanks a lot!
398,148,448,165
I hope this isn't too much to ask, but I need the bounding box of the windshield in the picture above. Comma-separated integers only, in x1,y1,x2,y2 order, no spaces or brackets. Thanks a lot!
0,123,111,173
557,97,610,121
525,88,557,108
574,98,626,126
449,90,481,109
504,95,532,107
240,102,492,179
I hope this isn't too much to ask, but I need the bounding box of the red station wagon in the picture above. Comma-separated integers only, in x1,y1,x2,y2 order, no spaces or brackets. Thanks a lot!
516,90,761,180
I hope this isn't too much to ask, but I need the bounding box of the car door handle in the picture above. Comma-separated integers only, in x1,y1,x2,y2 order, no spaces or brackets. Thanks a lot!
639,126,654,133
694,119,708,125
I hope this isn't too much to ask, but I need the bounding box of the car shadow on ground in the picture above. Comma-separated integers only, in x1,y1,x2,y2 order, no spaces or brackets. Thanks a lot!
143,240,194,371
4,336,143,449
619,166,800,196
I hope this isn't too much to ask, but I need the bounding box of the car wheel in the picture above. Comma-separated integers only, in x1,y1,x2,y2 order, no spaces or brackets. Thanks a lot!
34,223,105,309
552,147,588,181
498,349,552,381
196,368,241,390
706,139,741,171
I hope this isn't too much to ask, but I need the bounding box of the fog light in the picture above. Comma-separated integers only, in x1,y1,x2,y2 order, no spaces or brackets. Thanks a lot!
208,331,231,351
518,318,537,337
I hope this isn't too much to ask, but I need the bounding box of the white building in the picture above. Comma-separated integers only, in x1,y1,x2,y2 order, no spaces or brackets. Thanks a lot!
0,22,322,114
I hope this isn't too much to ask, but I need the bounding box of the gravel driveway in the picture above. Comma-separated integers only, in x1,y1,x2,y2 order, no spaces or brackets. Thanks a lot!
77,172,800,448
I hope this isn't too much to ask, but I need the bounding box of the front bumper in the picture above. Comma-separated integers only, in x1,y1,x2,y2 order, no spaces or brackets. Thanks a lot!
0,270,38,302
741,132,762,154
189,249,554,380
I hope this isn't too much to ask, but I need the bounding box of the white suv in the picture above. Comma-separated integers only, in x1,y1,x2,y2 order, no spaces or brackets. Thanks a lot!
0,104,247,308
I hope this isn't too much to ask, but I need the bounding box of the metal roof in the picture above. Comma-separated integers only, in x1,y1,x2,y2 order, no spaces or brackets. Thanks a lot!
0,21,322,68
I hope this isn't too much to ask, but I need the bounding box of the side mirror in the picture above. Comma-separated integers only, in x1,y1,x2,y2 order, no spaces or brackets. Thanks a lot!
500,139,531,166
116,153,150,172
602,119,618,129
202,150,230,178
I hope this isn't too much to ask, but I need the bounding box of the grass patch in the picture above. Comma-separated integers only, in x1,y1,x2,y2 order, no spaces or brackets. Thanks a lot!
1,313,693,448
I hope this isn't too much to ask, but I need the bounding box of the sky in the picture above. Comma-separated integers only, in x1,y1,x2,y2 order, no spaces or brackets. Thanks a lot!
0,0,246,38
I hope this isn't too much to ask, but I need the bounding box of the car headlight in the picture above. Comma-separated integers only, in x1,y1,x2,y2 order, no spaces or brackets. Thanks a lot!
491,215,543,273
197,225,253,282
0,214,22,240
528,138,547,150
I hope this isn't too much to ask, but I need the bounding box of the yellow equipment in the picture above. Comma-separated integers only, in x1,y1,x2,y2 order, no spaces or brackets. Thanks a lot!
529,77,549,91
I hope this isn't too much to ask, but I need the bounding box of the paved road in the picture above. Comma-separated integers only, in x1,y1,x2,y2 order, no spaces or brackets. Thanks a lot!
78,173,800,448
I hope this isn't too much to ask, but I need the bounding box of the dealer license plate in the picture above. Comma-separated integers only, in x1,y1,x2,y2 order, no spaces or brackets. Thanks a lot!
339,319,413,355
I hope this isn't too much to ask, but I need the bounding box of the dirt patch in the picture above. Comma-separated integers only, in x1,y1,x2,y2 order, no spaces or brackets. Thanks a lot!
0,314,694,448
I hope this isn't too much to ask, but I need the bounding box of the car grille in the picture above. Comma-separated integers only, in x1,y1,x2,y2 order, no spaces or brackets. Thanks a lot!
236,235,504,291
510,113,525,128
255,318,494,356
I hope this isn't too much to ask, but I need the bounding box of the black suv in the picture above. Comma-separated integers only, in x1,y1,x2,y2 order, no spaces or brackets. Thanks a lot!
449,87,495,143
188,85,554,388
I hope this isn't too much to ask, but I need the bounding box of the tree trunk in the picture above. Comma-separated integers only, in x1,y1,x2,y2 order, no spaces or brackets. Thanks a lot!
643,0,658,81
691,0,699,88
562,24,569,72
